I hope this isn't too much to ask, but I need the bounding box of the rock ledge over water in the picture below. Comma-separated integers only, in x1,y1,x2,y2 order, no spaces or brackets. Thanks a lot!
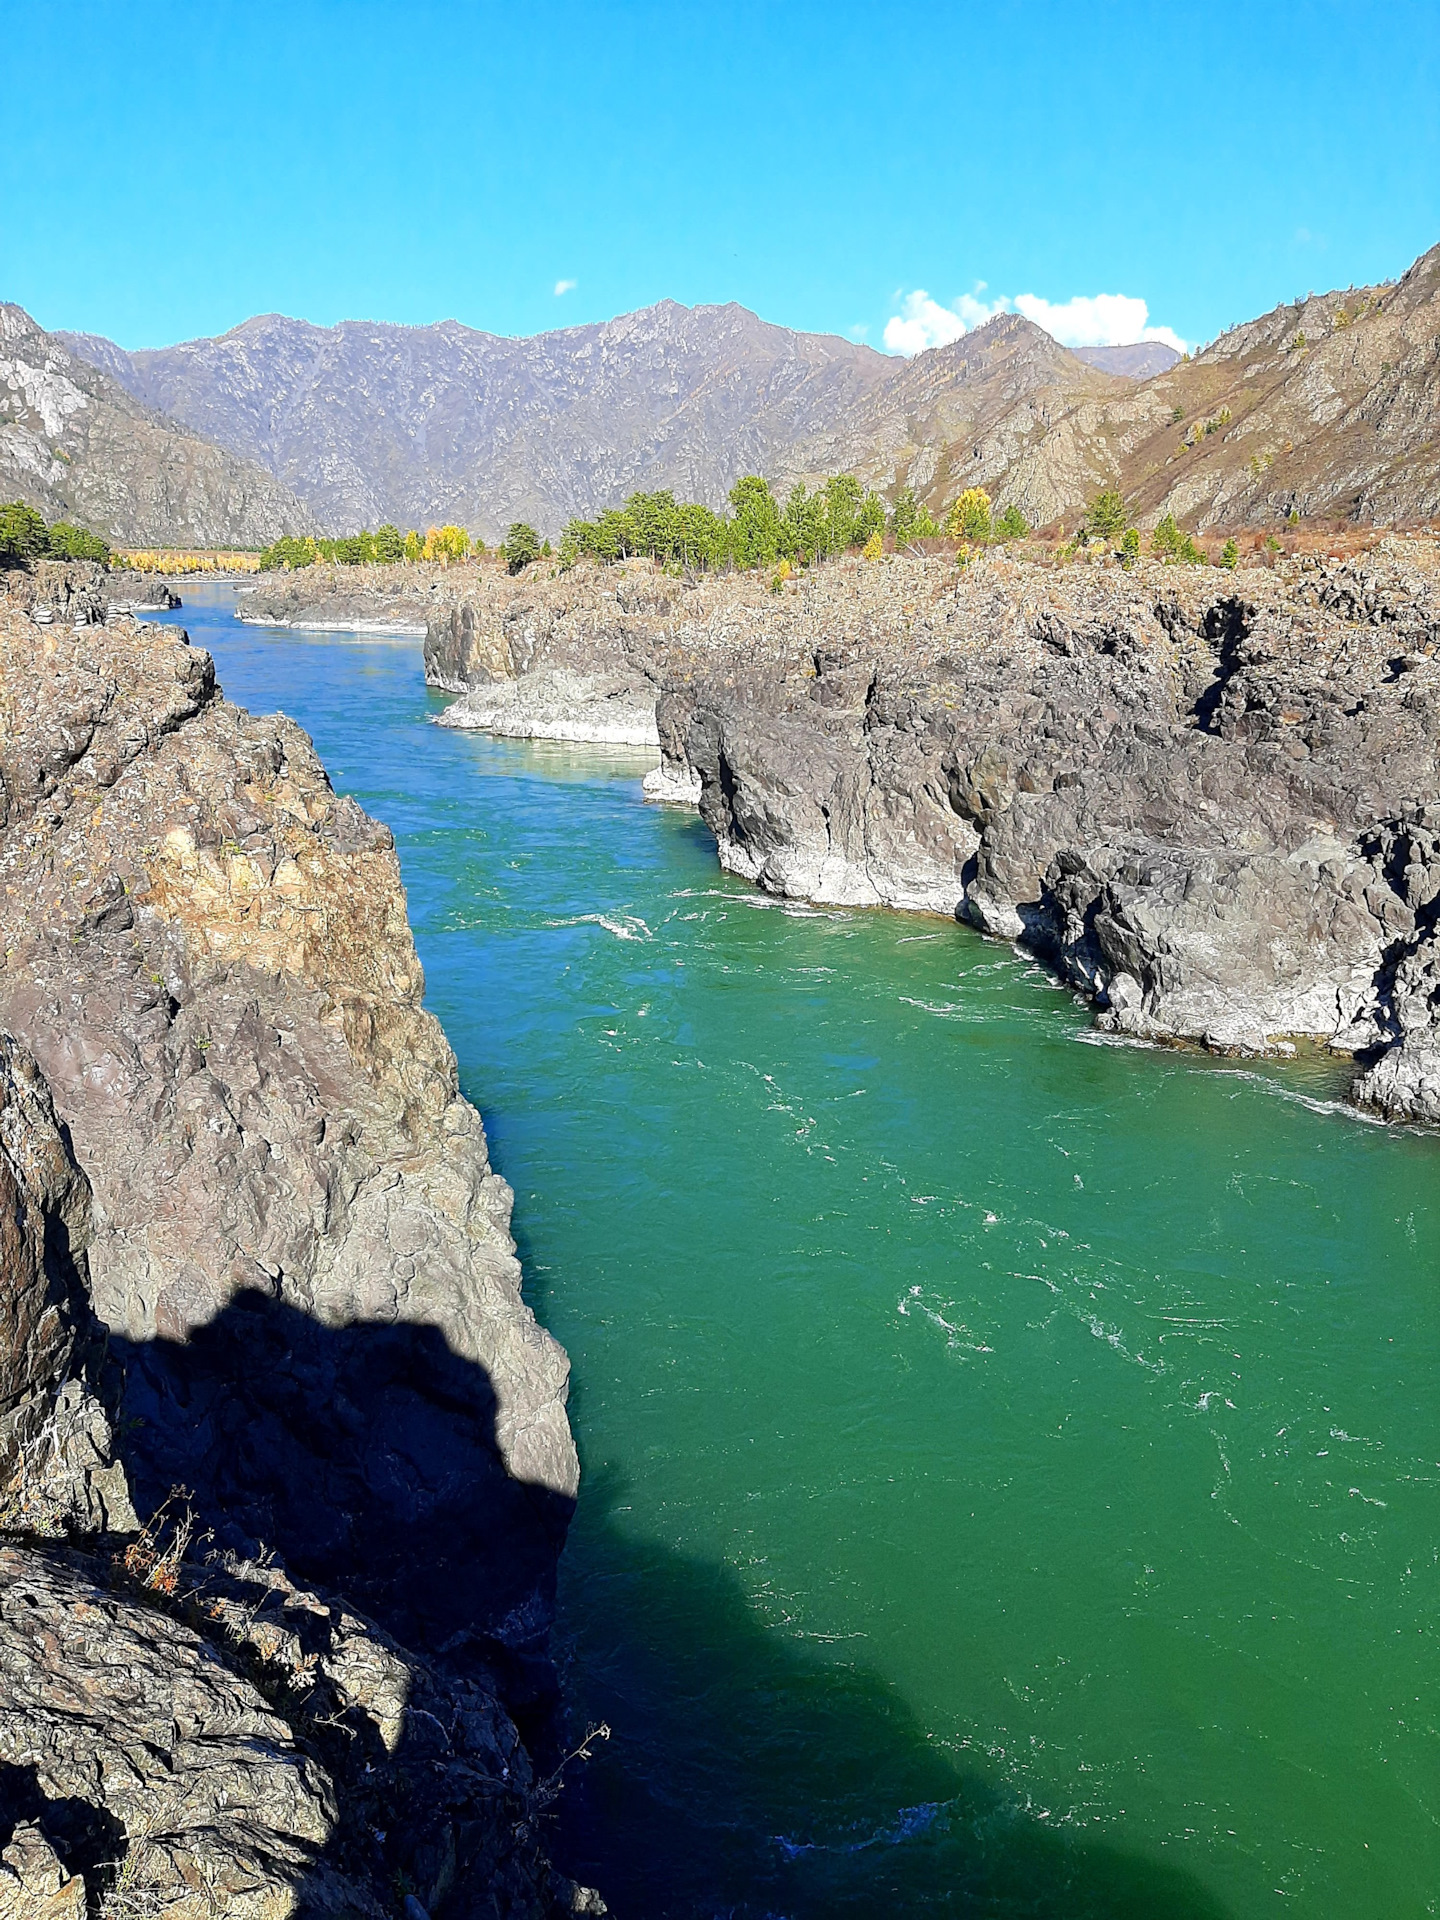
245,541,1440,1122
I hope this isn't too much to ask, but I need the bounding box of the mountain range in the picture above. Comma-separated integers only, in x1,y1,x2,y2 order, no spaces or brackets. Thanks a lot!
5,239,1436,546
0,304,313,546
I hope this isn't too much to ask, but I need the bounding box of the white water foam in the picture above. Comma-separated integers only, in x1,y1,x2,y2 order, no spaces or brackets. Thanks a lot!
547,912,652,941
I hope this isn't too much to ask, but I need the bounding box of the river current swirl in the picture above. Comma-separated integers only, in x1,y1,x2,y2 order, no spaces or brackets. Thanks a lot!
164,587,1440,1920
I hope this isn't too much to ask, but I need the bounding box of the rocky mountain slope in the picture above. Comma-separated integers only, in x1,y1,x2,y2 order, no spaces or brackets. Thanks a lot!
1,306,315,547
0,563,593,1914
776,312,1131,517
241,539,1440,1123
60,239,1440,540
60,302,892,540
1004,242,1440,531
59,303,1142,541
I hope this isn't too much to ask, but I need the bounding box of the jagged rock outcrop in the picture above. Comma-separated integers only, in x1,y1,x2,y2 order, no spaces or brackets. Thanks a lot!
264,540,1440,1125
0,306,315,547
0,564,595,1914
0,1532,599,1919
0,1034,134,1539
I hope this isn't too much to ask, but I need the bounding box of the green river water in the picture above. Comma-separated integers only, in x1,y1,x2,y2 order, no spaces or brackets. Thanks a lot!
166,588,1439,1918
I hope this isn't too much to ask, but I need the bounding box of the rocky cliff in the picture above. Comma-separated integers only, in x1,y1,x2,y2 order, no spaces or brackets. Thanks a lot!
1,306,315,547
238,540,1440,1126
0,564,595,1915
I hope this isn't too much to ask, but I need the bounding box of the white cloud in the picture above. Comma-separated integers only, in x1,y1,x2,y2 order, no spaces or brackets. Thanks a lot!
882,288,1004,355
1013,292,1187,354
882,285,1188,357
554,278,577,296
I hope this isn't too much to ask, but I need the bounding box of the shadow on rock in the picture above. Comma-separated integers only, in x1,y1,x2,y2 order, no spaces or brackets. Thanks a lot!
550,1468,1233,1920
112,1293,572,1711
0,1762,124,1915
51,1292,591,1916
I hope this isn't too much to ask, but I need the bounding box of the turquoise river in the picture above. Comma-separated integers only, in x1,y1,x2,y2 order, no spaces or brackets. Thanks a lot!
163,587,1439,1919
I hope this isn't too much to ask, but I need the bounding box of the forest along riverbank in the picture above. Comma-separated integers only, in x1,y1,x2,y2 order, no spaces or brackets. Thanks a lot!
0,565,594,1918
179,582,1440,1920
241,536,1440,1125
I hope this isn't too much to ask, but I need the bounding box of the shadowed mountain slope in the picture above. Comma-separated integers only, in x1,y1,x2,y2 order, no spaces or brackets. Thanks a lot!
0,305,315,545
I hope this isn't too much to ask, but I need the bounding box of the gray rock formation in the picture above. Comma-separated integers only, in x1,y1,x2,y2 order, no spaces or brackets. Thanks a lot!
0,562,596,1915
0,305,315,547
0,1533,598,1918
266,539,1440,1126
0,1034,135,1540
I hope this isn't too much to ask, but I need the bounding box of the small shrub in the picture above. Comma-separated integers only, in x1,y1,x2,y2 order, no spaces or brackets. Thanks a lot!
994,503,1029,542
861,530,883,561
1084,488,1127,541
1220,538,1239,570
1120,528,1142,568
1152,513,1204,565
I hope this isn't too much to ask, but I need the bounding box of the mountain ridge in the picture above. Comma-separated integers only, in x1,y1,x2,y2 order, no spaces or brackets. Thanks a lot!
50,241,1440,540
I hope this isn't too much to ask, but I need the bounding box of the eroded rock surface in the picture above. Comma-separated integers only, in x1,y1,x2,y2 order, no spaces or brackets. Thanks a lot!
0,565,594,1915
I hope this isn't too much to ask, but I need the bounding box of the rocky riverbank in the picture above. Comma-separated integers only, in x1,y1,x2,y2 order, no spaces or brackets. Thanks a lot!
0,563,598,1916
242,541,1440,1123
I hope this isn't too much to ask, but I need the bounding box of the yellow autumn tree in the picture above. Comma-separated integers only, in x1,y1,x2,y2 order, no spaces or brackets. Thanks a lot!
422,525,471,564
946,488,992,543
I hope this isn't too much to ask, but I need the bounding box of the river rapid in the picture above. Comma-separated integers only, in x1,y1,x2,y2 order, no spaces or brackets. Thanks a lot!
162,586,1440,1919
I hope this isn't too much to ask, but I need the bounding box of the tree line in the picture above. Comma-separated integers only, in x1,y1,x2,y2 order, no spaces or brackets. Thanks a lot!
254,477,1047,581
258,524,482,570
0,502,111,569
558,475,888,572
559,478,1034,573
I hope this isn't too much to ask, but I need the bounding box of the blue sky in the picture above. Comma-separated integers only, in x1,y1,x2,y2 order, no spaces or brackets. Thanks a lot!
6,0,1437,356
